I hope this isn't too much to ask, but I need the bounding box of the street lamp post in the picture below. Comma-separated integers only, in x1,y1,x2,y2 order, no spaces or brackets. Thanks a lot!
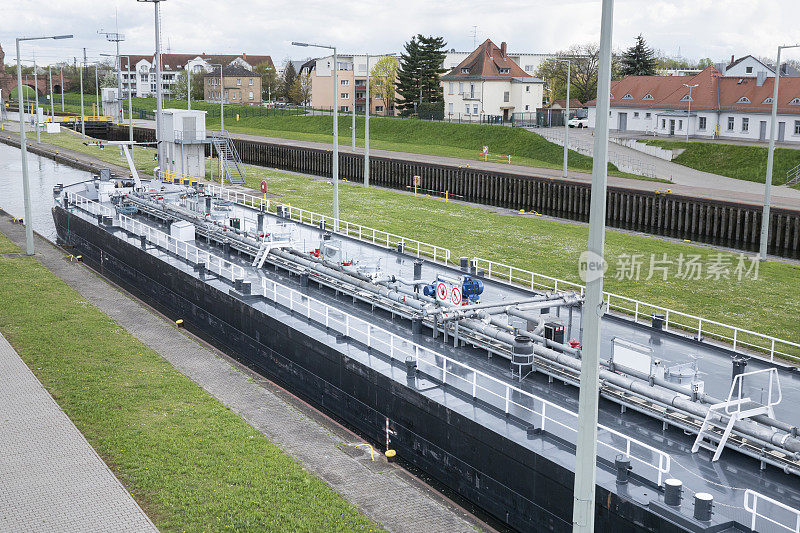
95,65,100,117
208,63,224,188
104,53,135,147
98,30,125,123
60,66,64,113
683,83,698,142
572,0,614,531
547,57,572,177
137,0,166,172
33,56,40,143
48,65,54,119
293,41,339,224
15,34,73,255
761,44,800,261
80,49,86,137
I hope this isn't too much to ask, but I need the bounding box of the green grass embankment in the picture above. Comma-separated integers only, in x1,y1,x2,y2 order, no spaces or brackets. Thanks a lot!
0,229,382,532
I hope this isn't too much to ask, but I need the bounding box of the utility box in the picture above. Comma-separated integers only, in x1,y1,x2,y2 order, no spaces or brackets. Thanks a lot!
170,220,196,242
101,87,120,121
544,322,565,346
161,109,208,179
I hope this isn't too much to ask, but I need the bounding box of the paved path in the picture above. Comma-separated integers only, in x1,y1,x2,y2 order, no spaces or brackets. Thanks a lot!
0,330,158,532
0,216,488,533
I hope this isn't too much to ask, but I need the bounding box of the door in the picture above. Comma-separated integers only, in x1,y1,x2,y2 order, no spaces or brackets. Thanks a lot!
759,121,767,141
503,109,509,122
778,122,786,142
669,120,675,136
619,112,627,131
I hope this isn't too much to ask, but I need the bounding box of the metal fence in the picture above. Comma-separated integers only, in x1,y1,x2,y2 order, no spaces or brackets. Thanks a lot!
260,275,671,487
744,489,800,532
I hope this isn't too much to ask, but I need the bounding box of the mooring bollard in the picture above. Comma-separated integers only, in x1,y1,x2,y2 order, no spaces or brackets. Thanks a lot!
693,493,713,521
664,479,683,506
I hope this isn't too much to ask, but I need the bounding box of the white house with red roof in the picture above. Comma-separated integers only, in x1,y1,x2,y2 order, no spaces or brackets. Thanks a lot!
441,39,544,122
587,65,800,143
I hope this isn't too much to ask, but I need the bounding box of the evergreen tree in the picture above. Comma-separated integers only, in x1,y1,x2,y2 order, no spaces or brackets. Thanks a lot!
620,34,657,77
281,61,297,101
396,35,447,113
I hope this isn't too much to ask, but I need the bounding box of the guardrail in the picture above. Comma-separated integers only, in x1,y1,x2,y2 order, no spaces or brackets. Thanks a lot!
259,275,671,487
204,184,451,264
744,489,800,532
64,191,244,281
470,257,800,362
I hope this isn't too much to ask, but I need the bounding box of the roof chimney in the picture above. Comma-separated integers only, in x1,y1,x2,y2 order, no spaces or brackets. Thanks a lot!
501,42,507,58
731,54,735,65
243,53,247,60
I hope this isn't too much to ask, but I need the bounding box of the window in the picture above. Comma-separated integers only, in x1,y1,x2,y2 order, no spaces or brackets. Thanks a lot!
341,93,349,99
790,98,800,105
341,79,349,86
526,86,530,92
498,68,510,74
763,97,773,104
375,105,384,112
525,105,529,110
340,106,349,112
742,117,749,132
645,112,651,119
622,93,633,99
459,82,463,93
795,120,800,135
746,66,753,74
699,116,707,130
727,116,735,130
643,93,654,100
680,94,692,101
473,104,479,114
461,68,470,74
736,96,750,103
448,103,453,113
662,119,666,129
236,78,241,85
503,91,510,102
249,91,254,100
633,112,639,118
525,65,534,72
679,120,683,130
448,82,453,94
249,78,254,85
465,104,470,115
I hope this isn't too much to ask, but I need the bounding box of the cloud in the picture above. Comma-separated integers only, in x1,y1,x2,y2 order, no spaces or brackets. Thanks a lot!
1,0,799,67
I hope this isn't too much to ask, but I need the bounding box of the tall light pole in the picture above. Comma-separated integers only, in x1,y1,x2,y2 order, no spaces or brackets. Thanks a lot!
15,34,73,255
187,64,192,110
33,55,40,143
761,44,800,261
294,41,339,223
352,62,356,150
48,65,54,119
138,0,166,171
98,29,125,123
572,0,613,531
80,48,86,137
208,63,225,188
95,64,100,116
364,52,396,188
547,57,571,177
103,53,134,146
682,83,698,142
60,66,64,113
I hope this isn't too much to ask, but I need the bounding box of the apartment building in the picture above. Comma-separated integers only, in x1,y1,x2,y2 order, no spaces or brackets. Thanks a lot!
308,54,398,115
203,65,262,105
119,53,272,98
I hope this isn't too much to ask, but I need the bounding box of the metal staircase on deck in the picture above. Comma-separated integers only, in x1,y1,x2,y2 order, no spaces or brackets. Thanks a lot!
209,129,246,185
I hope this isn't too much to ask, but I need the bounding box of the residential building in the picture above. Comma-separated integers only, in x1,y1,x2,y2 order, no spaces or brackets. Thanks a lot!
308,53,398,115
203,65,262,105
119,53,273,98
586,65,800,143
444,48,555,75
440,39,545,122
717,55,800,78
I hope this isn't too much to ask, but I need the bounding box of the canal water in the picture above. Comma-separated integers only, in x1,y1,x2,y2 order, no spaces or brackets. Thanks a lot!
0,142,90,242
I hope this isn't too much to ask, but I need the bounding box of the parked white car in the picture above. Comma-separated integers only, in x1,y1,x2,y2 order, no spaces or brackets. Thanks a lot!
568,117,589,128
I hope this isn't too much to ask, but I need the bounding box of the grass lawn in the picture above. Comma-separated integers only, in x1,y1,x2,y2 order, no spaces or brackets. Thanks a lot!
22,131,800,358
645,139,800,184
0,235,382,532
118,96,663,181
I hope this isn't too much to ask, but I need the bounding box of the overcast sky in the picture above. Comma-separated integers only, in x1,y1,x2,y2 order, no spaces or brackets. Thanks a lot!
3,0,800,67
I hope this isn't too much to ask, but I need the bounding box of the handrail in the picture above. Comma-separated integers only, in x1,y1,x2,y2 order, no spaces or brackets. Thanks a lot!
470,257,800,362
744,489,800,532
787,162,800,186
260,275,671,487
204,184,451,265
64,191,244,281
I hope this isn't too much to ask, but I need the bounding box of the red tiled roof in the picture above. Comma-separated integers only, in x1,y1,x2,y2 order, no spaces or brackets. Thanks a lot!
587,65,800,114
441,39,529,81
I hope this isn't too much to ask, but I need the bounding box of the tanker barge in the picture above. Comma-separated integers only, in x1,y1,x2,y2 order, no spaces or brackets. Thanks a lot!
53,168,800,532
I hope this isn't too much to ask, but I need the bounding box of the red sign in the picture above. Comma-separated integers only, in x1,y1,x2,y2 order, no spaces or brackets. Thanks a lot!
436,282,448,301
450,287,462,306
260,180,268,193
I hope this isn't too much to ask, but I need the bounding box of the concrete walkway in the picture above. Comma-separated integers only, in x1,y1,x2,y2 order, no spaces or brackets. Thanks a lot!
0,216,488,533
0,331,158,532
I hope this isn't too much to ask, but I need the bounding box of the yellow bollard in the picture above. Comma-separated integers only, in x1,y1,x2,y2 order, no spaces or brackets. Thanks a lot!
236,114,240,121
414,184,417,197
445,190,449,202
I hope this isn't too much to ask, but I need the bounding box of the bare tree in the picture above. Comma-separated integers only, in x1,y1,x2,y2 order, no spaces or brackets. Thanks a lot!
535,43,619,104
370,56,400,115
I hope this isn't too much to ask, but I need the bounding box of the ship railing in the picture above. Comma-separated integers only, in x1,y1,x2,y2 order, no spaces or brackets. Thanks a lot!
204,184,451,265
64,191,244,282
744,489,800,532
260,276,671,487
470,257,800,363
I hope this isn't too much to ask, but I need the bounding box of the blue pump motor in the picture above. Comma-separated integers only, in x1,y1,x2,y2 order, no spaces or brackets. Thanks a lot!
422,284,437,298
462,276,484,303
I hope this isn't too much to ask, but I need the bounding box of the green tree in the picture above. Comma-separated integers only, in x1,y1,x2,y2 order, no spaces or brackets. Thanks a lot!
100,72,117,88
289,72,312,106
281,60,297,101
396,34,447,113
253,63,278,101
535,44,607,104
620,34,657,77
369,55,400,115
173,70,204,101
